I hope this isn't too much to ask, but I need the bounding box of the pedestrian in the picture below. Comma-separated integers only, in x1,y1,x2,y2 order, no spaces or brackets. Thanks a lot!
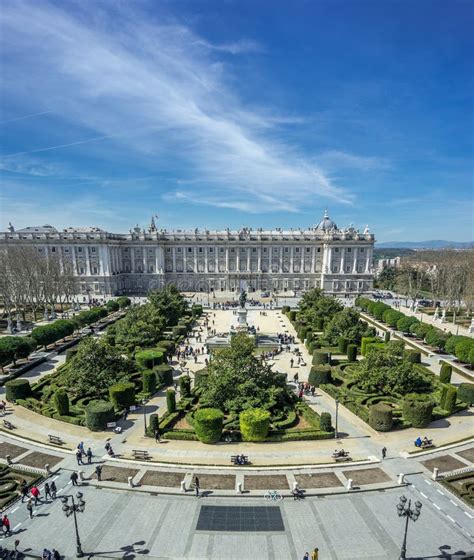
107,445,115,457
311,548,319,560
42,549,52,560
95,465,102,482
303,553,309,560
382,447,387,460
70,472,78,486
50,481,57,499
30,485,41,505
155,429,161,443
26,497,33,518
44,482,52,500
105,442,111,452
52,550,61,560
20,479,28,502
2,514,10,536
78,441,85,455
86,447,93,464
194,475,200,497
290,358,294,368
76,449,83,465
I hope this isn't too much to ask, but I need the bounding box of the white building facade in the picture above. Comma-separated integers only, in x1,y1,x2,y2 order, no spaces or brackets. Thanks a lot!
1,212,375,296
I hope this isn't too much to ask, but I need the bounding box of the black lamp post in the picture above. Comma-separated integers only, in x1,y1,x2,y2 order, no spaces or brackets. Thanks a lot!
334,399,339,439
397,495,422,560
61,492,86,558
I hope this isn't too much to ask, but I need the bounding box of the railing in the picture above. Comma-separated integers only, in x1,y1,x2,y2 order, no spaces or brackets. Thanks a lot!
436,465,474,480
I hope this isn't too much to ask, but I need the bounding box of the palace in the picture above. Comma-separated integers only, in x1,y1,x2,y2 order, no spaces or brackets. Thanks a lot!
0,212,375,296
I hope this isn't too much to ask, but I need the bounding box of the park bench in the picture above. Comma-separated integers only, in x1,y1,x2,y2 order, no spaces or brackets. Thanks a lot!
414,439,435,450
3,419,14,430
332,451,351,462
48,434,63,446
133,449,151,460
231,455,249,465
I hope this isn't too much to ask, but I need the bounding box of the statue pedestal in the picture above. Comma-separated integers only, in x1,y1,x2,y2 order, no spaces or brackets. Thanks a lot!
237,308,248,330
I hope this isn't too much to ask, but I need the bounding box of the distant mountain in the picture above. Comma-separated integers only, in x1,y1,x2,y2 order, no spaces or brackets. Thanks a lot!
376,240,474,249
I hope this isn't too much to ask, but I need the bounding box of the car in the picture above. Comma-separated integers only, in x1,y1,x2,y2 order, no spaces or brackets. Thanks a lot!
260,292,270,298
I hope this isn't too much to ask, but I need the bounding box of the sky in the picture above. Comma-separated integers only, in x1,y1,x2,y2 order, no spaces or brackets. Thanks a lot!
0,0,473,242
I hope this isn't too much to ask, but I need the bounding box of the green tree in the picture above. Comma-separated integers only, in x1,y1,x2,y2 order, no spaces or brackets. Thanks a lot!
298,289,343,330
323,308,374,345
148,285,188,327
114,305,166,352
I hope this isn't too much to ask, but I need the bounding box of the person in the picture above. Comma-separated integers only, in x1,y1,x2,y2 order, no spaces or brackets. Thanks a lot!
415,436,422,447
2,514,10,536
292,487,303,500
52,550,60,560
290,358,294,368
303,553,310,560
155,429,161,443
70,472,78,486
50,481,57,499
76,449,83,465
105,442,111,452
86,447,93,464
42,549,52,560
26,497,33,518
423,436,431,445
107,445,115,457
311,548,319,560
240,453,246,465
194,476,200,497
44,482,52,500
382,447,387,460
20,479,29,502
30,485,40,505
95,465,102,482
78,441,85,455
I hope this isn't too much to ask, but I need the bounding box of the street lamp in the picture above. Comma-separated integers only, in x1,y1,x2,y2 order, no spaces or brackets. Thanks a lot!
334,399,339,439
142,398,148,436
396,495,422,560
61,492,86,558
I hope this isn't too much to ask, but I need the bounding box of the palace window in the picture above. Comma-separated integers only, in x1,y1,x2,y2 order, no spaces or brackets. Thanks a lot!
335,248,339,253
91,247,96,253
78,247,83,253
360,248,365,253
317,248,321,252
166,248,171,252
348,248,352,252
177,248,182,253
92,267,98,274
199,248,203,253
295,247,300,252
306,248,310,253
188,247,192,253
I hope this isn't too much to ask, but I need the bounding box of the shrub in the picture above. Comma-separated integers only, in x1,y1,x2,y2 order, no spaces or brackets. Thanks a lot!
53,389,70,416
149,413,159,434
106,300,120,312
166,389,176,413
384,331,391,343
372,302,390,320
179,375,191,397
440,385,457,413
361,337,379,356
65,348,79,362
411,322,432,340
289,310,297,322
116,296,132,308
309,365,332,387
0,336,37,367
457,383,474,405
347,344,357,362
191,304,203,317
282,305,290,314
445,335,468,355
142,369,157,395
5,379,32,401
338,337,348,354
439,363,452,384
193,408,223,444
397,316,418,334
154,364,174,386
406,351,421,364
240,408,271,441
156,340,175,356
109,382,135,410
320,412,332,432
383,309,403,327
402,394,434,428
369,403,393,432
455,339,474,364
135,349,164,369
425,328,449,351
194,369,209,387
312,351,329,365
85,400,115,431
469,346,474,368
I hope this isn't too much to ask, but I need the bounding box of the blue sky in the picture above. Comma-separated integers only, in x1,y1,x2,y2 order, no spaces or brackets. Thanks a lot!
0,0,473,241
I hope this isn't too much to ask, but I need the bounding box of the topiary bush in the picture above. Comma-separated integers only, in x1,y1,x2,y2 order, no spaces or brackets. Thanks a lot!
402,394,434,428
457,383,474,405
116,296,131,308
312,351,329,365
149,413,159,434
85,400,115,431
193,408,224,444
396,316,417,333
53,389,70,416
308,365,332,387
142,369,157,395
109,382,136,410
406,351,421,364
106,300,120,312
361,336,379,356
289,310,297,322
320,412,332,432
440,385,457,413
179,375,191,397
166,389,176,413
194,369,209,387
439,363,452,384
135,349,164,369
347,344,357,362
5,379,32,402
338,337,348,354
154,364,174,386
240,408,271,441
384,331,391,343
369,403,393,432
455,339,474,364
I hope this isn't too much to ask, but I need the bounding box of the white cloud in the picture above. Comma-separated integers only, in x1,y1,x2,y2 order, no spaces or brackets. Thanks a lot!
0,1,351,213
316,150,390,172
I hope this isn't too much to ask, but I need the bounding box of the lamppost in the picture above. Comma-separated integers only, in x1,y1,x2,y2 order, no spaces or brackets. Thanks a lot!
335,399,339,439
142,398,147,436
396,495,422,560
61,492,86,557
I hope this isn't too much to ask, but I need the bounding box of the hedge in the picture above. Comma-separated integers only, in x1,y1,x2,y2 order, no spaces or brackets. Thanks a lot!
156,340,175,356
320,412,332,432
0,336,37,368
425,328,449,351
116,296,132,308
440,385,457,413
53,389,70,416
240,408,271,441
154,364,174,386
282,305,290,314
109,382,136,410
338,337,348,354
289,310,297,322
85,400,115,431
166,389,176,413
31,320,75,349
72,307,108,329
406,351,421,364
5,379,32,401
309,365,332,387
411,322,432,340
439,363,452,384
347,344,357,362
193,408,223,444
135,349,164,369
106,300,120,312
65,348,79,362
142,369,157,395
445,335,468,355
191,304,203,317
179,375,191,397
457,383,474,405
455,339,474,364
194,369,209,387
368,403,393,431
361,337,379,356
312,351,329,365
402,394,434,428
383,309,403,327
149,413,159,434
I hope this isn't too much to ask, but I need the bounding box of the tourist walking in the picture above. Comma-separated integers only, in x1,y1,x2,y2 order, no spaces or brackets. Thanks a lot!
20,480,28,502
76,449,83,465
86,447,93,464
50,481,57,499
70,472,79,486
311,548,319,560
155,429,161,443
2,514,10,536
52,549,61,560
194,476,200,497
30,485,41,505
382,447,387,460
95,465,103,482
44,482,52,500
26,497,33,518
303,553,309,560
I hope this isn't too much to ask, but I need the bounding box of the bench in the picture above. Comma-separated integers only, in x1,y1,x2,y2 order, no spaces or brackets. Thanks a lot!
334,455,352,462
3,419,14,430
48,434,63,446
133,449,151,460
231,455,249,465
419,442,435,450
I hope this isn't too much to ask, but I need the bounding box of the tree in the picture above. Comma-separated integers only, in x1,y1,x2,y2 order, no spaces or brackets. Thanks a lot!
376,267,397,290
113,304,166,352
148,285,188,327
323,308,374,345
298,289,343,330
455,339,474,364
425,328,449,351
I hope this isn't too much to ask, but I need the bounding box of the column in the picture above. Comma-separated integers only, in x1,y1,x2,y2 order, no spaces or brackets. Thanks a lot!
340,248,345,274
246,248,250,272
352,247,358,273
99,246,110,276
193,247,197,273
279,247,283,273
205,249,208,273
365,247,371,273
236,249,240,272
143,249,146,273
85,247,91,276
290,247,294,272
183,248,186,273
225,247,229,272
257,247,262,271
311,247,316,272
131,248,135,273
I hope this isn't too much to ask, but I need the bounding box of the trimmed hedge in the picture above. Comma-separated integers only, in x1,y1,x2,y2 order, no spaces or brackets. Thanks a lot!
440,385,457,413
85,400,115,431
154,364,174,386
105,300,120,312
31,320,75,349
361,337,379,356
109,382,135,410
320,412,332,432
5,379,32,402
166,389,176,413
457,383,474,405
347,344,357,362
402,394,434,428
338,337,348,354
406,351,421,364
240,408,271,441
142,369,157,395
135,349,164,369
179,375,191,397
369,403,393,432
194,369,209,387
309,365,332,387
312,351,329,365
0,336,37,368
193,408,223,444
439,363,452,384
53,389,70,416
384,331,391,343
289,310,297,322
149,413,159,434
116,296,132,308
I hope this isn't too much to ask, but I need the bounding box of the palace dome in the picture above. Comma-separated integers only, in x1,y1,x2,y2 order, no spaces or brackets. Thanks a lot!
315,210,337,231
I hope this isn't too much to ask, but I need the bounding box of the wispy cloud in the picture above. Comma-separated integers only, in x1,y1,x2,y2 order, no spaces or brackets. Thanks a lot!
316,150,390,172
0,110,53,125
0,1,351,213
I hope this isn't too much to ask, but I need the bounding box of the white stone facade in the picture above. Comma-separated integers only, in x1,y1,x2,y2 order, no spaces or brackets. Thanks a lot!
0,213,375,296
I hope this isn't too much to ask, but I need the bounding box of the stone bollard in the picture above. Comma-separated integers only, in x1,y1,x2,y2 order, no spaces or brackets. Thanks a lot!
293,481,299,492
5,455,11,465
127,476,133,488
398,473,405,485
45,464,51,476
432,467,439,481
236,482,243,494
346,478,353,491
180,480,186,492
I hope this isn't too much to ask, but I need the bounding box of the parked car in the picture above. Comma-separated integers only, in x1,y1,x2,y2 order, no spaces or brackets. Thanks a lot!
260,292,270,298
